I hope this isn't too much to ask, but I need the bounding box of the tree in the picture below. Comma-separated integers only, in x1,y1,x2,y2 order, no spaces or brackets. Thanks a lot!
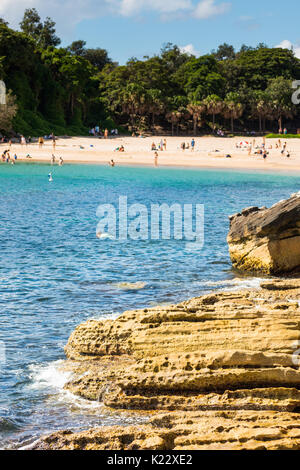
160,43,191,72
83,48,113,71
0,91,17,132
124,83,148,130
0,18,8,26
146,88,164,130
212,43,236,61
39,17,61,48
203,94,223,130
187,102,206,135
223,47,300,91
265,77,295,131
165,96,188,136
249,90,270,132
20,8,61,47
223,92,244,133
67,41,112,71
67,40,87,56
176,55,225,101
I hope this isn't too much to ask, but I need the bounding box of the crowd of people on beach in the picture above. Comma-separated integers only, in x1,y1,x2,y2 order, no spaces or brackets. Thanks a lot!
234,138,292,160
1,149,17,164
0,130,296,168
89,126,119,138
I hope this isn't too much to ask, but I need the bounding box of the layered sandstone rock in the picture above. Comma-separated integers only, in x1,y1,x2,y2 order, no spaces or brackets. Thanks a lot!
33,410,300,450
34,280,300,450
227,193,300,274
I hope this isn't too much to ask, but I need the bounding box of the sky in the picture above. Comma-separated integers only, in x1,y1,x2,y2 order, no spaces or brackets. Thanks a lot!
1,0,300,64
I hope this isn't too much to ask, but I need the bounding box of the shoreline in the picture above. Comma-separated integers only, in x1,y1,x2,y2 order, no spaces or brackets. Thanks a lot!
10,158,300,175
2,136,300,173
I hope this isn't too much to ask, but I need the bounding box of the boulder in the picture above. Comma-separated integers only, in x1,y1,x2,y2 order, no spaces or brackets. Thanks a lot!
227,193,300,274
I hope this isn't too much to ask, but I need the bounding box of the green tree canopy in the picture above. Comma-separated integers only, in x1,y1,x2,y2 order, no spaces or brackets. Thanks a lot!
20,8,61,47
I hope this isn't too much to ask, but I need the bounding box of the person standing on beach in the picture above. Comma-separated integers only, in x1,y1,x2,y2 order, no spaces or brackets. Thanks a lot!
51,154,55,165
154,151,158,167
191,138,195,152
104,129,108,139
163,139,167,150
38,137,44,149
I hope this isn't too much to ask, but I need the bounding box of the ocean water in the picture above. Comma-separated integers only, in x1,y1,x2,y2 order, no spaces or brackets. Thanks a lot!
0,163,299,448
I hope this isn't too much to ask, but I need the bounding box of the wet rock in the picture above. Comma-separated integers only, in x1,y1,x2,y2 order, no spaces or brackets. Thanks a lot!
227,193,300,274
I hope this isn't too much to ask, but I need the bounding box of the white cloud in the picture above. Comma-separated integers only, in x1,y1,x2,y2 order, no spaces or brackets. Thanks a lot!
193,0,231,19
119,0,192,16
0,0,231,36
275,40,300,59
180,44,199,56
0,0,109,30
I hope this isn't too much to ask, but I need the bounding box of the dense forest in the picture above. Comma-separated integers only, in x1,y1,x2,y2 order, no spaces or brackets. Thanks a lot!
0,9,300,137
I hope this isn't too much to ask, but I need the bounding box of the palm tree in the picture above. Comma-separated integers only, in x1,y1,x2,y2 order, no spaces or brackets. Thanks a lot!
203,95,223,132
147,89,164,131
166,96,189,136
121,83,147,130
223,92,244,133
250,90,270,132
187,101,206,136
166,110,180,136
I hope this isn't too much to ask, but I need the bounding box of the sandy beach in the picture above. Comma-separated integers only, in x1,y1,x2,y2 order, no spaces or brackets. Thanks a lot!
3,135,300,172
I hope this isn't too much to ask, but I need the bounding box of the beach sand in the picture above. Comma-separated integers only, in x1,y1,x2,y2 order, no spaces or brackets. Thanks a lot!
3,136,300,172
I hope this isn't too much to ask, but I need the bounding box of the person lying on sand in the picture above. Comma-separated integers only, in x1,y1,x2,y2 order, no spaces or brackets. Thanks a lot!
114,145,124,152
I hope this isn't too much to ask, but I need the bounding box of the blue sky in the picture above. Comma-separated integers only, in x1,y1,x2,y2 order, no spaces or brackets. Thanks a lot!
1,0,300,63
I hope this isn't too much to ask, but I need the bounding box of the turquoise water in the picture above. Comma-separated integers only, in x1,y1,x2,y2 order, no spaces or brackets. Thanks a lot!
0,163,299,448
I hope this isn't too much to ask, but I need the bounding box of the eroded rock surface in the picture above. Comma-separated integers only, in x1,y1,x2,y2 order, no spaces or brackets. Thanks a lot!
227,193,300,274
35,279,300,450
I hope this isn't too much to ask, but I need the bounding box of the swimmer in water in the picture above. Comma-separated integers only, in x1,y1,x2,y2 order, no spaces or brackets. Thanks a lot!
48,172,53,182
109,159,115,167
59,156,64,166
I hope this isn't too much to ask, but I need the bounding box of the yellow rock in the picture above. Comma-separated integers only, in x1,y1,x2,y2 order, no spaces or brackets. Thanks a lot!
34,279,300,450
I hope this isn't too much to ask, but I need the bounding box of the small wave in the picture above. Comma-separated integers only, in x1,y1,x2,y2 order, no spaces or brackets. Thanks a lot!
26,360,104,418
27,360,72,391
91,311,120,321
59,390,103,410
115,282,147,291
201,277,264,291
